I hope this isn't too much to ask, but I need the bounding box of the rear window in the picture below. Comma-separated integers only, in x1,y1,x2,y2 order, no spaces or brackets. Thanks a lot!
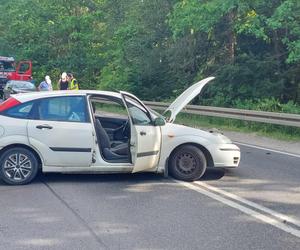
1,101,34,119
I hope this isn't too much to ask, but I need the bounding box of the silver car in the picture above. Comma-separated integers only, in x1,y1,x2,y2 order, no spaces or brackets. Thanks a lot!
3,80,36,100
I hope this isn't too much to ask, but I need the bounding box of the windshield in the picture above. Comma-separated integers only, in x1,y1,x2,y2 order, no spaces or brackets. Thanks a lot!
0,61,15,72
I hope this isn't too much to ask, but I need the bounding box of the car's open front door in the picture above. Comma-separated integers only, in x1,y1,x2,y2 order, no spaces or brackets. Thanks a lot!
120,92,161,173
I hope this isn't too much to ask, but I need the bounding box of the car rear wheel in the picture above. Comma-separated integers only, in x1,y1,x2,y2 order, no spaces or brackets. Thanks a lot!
169,145,207,181
0,147,39,185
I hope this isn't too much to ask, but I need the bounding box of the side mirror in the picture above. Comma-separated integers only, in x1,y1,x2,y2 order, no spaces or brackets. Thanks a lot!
154,117,166,126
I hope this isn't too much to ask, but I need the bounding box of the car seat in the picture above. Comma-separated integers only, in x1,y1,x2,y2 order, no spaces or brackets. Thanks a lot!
95,119,129,161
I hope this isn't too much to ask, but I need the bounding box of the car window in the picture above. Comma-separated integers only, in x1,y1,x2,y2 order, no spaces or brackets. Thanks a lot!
38,96,88,122
0,61,15,72
124,96,152,125
18,63,30,73
2,101,34,119
91,97,128,119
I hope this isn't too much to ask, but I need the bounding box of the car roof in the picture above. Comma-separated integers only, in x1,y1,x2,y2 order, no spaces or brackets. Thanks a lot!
13,90,123,103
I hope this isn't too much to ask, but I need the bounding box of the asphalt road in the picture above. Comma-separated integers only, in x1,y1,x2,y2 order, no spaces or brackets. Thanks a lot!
0,143,299,249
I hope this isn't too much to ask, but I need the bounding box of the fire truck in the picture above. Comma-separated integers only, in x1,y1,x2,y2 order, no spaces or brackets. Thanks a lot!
0,56,32,96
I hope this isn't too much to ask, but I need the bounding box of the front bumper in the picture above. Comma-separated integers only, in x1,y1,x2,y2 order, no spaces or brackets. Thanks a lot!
209,143,241,168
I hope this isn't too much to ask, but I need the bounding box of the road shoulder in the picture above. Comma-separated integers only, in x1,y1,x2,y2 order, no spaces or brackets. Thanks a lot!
223,130,300,155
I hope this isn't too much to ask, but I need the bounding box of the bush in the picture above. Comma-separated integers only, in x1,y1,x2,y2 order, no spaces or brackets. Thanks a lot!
233,98,300,113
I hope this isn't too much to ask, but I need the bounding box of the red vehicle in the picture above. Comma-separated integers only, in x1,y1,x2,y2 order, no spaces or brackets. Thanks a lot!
0,56,32,95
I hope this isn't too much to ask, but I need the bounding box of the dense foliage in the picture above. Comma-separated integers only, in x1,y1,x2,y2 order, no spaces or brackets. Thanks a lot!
1,0,300,109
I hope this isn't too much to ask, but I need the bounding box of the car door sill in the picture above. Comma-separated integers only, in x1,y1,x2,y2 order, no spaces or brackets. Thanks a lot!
43,166,134,173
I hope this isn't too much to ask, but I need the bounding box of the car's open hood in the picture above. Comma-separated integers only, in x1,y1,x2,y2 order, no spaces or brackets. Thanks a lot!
164,77,215,123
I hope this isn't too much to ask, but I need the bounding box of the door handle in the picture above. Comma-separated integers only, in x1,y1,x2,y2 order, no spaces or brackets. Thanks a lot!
140,131,146,136
36,124,53,130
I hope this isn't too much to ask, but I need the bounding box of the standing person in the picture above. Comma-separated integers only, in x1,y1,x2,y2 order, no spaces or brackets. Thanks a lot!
67,73,79,90
58,72,69,90
38,75,53,91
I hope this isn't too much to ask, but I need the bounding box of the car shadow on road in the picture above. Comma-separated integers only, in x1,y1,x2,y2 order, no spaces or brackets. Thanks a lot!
200,167,225,181
37,172,166,184
0,167,226,186
37,167,225,184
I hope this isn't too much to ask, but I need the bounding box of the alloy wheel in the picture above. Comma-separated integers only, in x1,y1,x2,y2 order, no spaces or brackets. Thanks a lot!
3,153,33,181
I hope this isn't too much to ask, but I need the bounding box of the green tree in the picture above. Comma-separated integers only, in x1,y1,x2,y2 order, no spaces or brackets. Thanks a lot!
99,0,176,100
0,0,106,89
169,0,300,105
0,0,299,106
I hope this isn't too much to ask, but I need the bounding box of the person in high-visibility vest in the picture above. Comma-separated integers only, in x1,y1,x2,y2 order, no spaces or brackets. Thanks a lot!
67,73,79,90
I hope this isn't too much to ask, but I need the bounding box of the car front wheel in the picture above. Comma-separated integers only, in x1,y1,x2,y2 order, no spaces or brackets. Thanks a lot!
169,145,207,181
0,147,39,185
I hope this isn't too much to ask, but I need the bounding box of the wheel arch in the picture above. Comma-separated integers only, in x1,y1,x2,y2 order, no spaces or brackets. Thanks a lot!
168,142,214,168
0,144,43,169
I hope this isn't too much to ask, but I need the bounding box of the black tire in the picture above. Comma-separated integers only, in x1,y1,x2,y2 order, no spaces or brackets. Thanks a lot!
169,145,207,181
0,147,39,185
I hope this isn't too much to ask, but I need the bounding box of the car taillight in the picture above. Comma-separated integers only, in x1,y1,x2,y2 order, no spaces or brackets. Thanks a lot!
0,97,21,112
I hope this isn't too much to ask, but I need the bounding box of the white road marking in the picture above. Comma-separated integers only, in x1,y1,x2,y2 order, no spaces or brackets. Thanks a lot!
194,181,300,228
174,180,300,238
235,142,300,158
